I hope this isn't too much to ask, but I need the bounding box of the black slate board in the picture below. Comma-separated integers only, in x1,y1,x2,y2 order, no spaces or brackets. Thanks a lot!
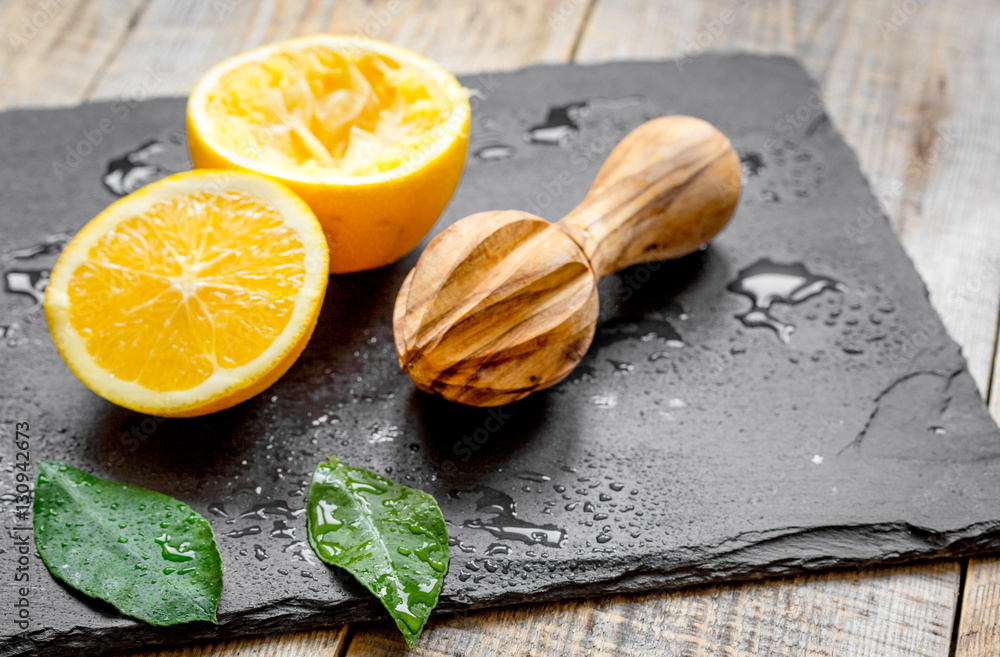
2,54,1000,656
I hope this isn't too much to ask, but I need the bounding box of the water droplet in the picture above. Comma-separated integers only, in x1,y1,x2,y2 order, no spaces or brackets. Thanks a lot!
486,543,511,557
269,520,295,540
592,316,683,351
239,500,304,520
525,102,587,145
3,269,48,305
103,139,177,196
254,545,269,561
592,394,617,408
460,488,566,547
368,422,400,444
474,144,514,161
516,471,551,483
448,537,476,553
7,232,72,260
740,150,765,177
154,534,195,562
608,359,634,374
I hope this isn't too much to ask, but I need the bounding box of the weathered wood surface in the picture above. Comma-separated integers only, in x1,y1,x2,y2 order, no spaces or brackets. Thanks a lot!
86,0,591,99
0,0,148,109
348,563,959,657
957,558,1000,657
7,0,999,655
113,626,349,657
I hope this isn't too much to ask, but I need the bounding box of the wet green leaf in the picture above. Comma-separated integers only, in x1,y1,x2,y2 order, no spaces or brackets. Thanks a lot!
307,456,449,646
33,461,223,625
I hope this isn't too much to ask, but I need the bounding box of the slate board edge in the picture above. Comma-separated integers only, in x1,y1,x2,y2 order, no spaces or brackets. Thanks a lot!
13,519,1000,657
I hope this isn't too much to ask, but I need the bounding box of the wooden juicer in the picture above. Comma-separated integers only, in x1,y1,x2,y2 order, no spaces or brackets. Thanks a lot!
393,115,742,406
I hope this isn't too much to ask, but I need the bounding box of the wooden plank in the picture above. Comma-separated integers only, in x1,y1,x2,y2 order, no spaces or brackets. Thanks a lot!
957,558,1000,657
347,564,960,657
0,0,149,109
108,625,349,657
952,6,1000,652
87,0,592,99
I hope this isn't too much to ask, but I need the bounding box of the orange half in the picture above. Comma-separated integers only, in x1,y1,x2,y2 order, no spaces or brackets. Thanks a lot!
44,170,329,417
186,35,470,273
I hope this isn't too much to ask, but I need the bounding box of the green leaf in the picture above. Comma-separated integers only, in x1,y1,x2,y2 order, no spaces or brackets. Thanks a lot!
33,461,223,626
307,456,449,646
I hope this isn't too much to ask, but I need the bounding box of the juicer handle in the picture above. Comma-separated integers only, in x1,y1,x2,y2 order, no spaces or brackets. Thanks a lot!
557,116,742,280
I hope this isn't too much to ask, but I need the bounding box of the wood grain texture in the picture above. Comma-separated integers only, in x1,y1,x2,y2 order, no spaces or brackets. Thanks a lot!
394,116,740,406
0,0,148,109
957,558,1000,657
108,625,348,657
393,210,599,406
558,115,740,278
87,0,592,99
347,563,960,657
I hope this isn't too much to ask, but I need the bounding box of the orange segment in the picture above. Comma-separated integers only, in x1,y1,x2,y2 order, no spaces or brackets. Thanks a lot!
187,35,470,273
45,171,329,417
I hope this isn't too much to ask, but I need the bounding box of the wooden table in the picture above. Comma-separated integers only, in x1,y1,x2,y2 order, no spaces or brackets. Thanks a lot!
4,1,999,655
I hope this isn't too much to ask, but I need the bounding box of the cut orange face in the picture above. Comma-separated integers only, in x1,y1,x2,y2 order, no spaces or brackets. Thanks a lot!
187,35,470,273
44,171,329,417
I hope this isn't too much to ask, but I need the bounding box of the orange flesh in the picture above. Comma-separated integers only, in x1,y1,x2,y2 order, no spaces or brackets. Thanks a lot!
202,47,458,176
67,190,306,392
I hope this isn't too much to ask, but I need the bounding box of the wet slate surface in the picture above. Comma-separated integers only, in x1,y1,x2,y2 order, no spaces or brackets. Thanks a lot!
2,55,1000,656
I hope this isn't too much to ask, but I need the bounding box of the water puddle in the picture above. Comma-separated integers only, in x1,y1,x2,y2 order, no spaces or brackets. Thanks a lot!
740,150,765,178
726,259,845,342
6,232,72,260
458,487,566,548
525,96,642,146
103,135,187,196
526,102,589,145
3,269,48,305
